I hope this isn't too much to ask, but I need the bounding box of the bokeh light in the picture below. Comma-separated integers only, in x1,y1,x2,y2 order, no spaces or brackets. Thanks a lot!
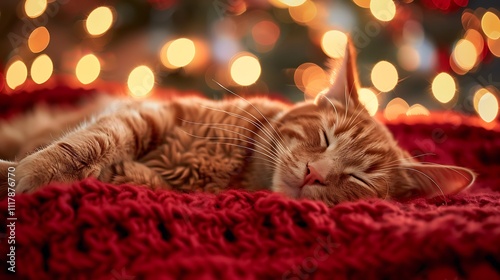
25,0,47,18
278,0,307,7
464,29,485,55
384,98,410,121
76,54,101,85
85,7,114,36
406,104,430,116
473,88,489,112
353,0,370,9
487,37,500,57
6,60,28,90
397,44,420,71
481,11,500,40
160,38,196,69
358,88,379,116
432,72,456,103
230,54,261,86
321,30,348,59
252,20,280,48
371,61,398,92
452,39,477,72
370,0,396,22
293,63,329,97
28,27,50,54
127,66,155,97
477,92,499,123
30,54,53,84
289,1,317,24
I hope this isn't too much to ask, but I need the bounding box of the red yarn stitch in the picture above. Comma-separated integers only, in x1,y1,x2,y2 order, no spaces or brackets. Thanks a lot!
0,87,499,279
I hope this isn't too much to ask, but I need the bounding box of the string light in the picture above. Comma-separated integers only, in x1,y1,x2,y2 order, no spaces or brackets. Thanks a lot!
358,88,379,116
85,7,114,36
28,27,50,53
477,92,499,123
127,66,155,97
25,0,47,18
160,38,196,69
431,72,456,103
370,0,396,22
321,30,348,59
6,60,28,90
31,54,53,84
371,61,398,92
76,54,101,85
230,54,261,86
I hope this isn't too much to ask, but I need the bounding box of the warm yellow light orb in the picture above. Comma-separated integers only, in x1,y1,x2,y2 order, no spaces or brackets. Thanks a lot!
28,27,50,53
76,54,101,85
384,97,409,121
289,1,317,24
370,0,396,22
165,38,196,68
321,30,348,59
127,66,155,98
371,61,398,92
406,104,430,116
31,54,53,84
452,39,477,72
6,60,28,90
478,92,499,123
431,72,456,104
353,0,370,9
473,88,489,112
85,7,114,36
25,0,47,18
358,88,379,116
230,55,261,86
278,0,307,7
481,11,500,40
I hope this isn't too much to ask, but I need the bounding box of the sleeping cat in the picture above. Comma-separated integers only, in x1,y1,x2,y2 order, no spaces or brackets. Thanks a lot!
0,39,475,205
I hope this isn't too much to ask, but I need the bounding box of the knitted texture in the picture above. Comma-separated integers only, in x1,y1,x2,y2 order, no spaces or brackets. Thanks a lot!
1,87,500,279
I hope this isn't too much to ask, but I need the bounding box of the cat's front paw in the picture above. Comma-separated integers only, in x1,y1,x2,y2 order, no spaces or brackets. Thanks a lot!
15,147,102,194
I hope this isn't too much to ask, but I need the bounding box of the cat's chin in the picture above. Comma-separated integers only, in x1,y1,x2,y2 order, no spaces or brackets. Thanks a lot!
277,182,323,200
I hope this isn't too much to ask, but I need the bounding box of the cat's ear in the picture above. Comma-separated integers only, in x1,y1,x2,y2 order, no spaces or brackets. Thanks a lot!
397,163,476,199
316,34,360,107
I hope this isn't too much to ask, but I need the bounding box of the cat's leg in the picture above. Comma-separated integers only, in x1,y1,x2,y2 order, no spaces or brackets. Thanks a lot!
14,101,173,193
98,160,171,189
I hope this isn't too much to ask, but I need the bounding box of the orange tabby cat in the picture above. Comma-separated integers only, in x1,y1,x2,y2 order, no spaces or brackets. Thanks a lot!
0,40,475,205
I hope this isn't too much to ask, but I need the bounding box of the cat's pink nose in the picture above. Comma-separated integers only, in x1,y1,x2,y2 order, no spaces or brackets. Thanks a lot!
302,163,326,187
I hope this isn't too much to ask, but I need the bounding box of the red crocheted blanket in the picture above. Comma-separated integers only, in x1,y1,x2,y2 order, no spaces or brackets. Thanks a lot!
1,87,500,279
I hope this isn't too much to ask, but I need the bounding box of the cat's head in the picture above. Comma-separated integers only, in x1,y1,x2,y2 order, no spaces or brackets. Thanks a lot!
270,36,475,205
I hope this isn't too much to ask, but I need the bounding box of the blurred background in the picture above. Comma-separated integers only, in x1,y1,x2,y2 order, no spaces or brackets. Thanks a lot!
0,0,499,123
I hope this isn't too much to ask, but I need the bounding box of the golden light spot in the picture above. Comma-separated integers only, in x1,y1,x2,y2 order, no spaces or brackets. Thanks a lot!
297,63,329,97
321,30,348,59
230,54,261,86
278,0,307,7
481,11,500,40
85,6,114,36
452,39,477,72
289,1,317,24
397,44,420,71
30,54,53,84
358,88,379,116
487,37,500,57
25,0,47,18
252,21,280,47
353,0,370,9
161,38,196,69
473,88,489,112
477,92,499,123
406,104,430,116
127,66,155,98
431,72,456,103
294,63,314,92
370,0,396,22
6,60,28,90
371,61,398,92
384,98,409,121
28,27,50,53
76,54,101,85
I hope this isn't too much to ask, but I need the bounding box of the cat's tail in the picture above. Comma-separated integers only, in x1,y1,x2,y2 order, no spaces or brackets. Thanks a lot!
0,160,17,200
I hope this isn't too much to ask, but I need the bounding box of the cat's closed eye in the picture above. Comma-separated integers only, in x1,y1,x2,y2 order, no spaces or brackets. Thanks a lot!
321,129,330,147
349,173,369,186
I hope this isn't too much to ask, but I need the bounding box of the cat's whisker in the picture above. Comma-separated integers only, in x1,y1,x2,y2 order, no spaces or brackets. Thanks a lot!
212,80,292,154
321,95,340,128
177,119,281,158
197,104,289,156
